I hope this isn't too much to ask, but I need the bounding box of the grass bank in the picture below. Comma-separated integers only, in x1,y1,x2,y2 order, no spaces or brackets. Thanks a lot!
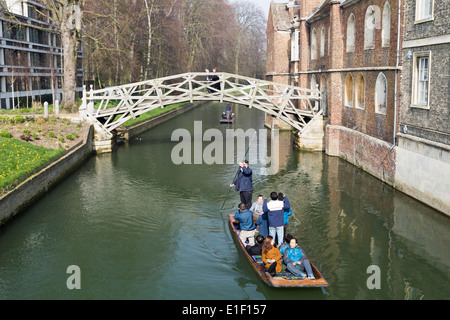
0,137,65,192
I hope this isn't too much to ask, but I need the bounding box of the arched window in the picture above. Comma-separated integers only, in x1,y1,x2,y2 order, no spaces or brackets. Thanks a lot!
320,27,325,57
345,73,354,107
311,28,317,60
347,14,356,52
365,6,376,49
375,73,388,114
382,2,391,47
356,73,365,109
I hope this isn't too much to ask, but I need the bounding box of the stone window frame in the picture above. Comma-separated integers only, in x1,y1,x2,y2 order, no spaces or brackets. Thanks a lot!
346,13,356,53
411,51,432,109
291,29,300,62
415,0,434,24
320,27,325,57
382,1,391,48
355,73,365,110
375,72,388,115
364,5,378,50
311,28,318,60
344,73,354,108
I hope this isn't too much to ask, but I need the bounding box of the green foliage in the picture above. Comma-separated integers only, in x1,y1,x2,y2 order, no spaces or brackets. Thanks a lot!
0,130,12,138
0,137,64,191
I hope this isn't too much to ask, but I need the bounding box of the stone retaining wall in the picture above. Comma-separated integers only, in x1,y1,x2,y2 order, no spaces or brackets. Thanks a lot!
0,125,95,227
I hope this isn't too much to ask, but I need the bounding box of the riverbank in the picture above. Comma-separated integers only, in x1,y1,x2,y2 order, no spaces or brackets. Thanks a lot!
0,102,200,228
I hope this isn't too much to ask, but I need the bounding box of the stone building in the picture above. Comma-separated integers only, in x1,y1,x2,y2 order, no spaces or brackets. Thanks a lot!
266,0,449,215
396,0,450,214
0,0,84,109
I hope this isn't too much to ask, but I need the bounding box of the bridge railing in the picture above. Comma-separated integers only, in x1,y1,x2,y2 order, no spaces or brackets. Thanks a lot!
80,72,322,133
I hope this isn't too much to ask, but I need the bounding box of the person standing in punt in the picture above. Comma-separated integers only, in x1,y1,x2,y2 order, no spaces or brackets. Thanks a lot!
263,191,290,247
230,160,253,209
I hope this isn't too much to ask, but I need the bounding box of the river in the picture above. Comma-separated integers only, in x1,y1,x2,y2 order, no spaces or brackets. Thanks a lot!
0,102,449,300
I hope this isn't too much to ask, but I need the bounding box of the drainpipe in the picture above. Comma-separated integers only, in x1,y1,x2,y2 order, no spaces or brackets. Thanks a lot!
392,0,402,150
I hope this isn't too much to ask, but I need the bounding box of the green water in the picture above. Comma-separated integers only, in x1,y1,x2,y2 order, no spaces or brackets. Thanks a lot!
0,103,449,300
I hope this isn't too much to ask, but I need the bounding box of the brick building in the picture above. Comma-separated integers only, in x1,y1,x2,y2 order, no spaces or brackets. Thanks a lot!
266,0,449,215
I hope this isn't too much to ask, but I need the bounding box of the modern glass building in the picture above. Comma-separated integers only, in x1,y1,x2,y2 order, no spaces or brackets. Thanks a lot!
0,0,83,109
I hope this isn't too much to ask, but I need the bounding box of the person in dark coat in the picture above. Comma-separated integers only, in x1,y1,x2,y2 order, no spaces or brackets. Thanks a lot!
246,234,264,255
230,160,253,209
211,68,220,92
226,104,232,120
255,211,269,238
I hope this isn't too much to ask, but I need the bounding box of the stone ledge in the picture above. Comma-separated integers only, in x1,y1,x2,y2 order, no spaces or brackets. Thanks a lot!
0,125,95,228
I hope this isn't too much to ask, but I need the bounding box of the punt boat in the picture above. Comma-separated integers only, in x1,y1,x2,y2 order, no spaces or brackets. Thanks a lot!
228,214,328,288
220,118,235,124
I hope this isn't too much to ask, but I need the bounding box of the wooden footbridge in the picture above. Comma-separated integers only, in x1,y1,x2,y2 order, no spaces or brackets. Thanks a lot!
79,72,323,135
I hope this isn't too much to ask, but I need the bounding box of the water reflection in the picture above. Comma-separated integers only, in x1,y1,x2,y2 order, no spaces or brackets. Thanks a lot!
0,102,448,300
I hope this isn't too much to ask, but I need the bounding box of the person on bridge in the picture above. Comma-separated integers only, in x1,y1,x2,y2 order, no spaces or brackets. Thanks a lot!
205,69,212,93
230,160,253,210
263,191,290,247
211,68,220,92
234,202,257,246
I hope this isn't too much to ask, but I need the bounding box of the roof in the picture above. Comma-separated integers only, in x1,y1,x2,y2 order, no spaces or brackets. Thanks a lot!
269,0,292,31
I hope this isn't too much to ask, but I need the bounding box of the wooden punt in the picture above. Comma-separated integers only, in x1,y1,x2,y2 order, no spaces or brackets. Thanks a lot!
228,214,328,288
220,118,234,124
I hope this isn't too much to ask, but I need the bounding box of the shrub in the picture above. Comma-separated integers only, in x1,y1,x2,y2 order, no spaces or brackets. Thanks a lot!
0,130,11,138
20,133,32,142
13,115,25,124
32,133,38,140
48,131,56,138
23,129,31,135
66,134,74,141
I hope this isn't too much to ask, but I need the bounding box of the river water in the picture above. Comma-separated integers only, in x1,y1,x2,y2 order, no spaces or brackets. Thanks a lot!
0,102,449,300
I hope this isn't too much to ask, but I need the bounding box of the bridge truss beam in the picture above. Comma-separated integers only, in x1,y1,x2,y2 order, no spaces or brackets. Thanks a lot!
80,72,323,134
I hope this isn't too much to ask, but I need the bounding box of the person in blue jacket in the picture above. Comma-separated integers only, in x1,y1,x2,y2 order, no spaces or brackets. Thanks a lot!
234,203,256,246
283,237,315,280
279,193,292,236
230,160,253,209
255,211,269,238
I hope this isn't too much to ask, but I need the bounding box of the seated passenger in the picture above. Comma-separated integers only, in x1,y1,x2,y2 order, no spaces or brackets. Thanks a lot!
250,195,264,218
234,203,256,246
221,112,227,119
283,237,315,280
261,235,282,277
278,234,293,256
246,234,264,255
